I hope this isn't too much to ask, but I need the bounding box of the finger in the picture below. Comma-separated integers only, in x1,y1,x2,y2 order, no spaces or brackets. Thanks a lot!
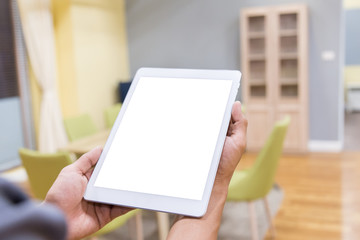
227,101,242,136
71,147,103,175
85,167,95,181
227,118,233,136
110,206,134,220
230,102,248,147
231,101,242,123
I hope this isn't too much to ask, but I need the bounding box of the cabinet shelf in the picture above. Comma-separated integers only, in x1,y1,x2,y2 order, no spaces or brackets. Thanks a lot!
249,60,265,79
280,78,298,85
250,85,266,97
249,16,265,33
280,36,297,54
279,29,297,37
280,59,298,78
280,13,297,31
280,52,298,59
250,79,266,86
248,32,266,39
249,54,266,61
281,85,298,97
249,38,265,55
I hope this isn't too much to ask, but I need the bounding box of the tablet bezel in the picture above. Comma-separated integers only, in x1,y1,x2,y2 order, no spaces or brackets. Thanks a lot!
84,68,241,217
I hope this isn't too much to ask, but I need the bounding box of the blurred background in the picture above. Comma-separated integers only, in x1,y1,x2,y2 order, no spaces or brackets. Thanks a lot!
0,0,359,239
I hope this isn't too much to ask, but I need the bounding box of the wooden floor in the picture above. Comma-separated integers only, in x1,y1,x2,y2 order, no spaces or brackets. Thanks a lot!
238,151,360,240
5,151,360,239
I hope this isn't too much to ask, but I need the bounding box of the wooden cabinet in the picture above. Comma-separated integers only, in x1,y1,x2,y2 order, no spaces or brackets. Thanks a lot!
241,5,308,152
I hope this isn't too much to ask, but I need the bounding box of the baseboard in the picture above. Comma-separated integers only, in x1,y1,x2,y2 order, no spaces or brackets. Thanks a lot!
308,140,343,152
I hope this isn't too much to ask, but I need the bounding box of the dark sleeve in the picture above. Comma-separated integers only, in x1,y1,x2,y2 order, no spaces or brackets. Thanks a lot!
0,178,67,240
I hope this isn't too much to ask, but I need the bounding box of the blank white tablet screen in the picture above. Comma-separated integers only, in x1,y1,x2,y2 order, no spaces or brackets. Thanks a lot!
94,77,232,200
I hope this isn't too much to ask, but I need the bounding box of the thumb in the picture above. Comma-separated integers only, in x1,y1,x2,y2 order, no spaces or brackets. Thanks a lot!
71,147,103,174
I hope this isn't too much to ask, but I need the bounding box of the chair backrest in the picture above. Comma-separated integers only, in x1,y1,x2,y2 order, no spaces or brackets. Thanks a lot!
18,148,73,200
248,116,290,197
64,114,97,141
104,103,122,129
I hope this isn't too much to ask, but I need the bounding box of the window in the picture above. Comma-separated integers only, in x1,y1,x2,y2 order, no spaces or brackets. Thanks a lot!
0,0,19,99
0,0,34,171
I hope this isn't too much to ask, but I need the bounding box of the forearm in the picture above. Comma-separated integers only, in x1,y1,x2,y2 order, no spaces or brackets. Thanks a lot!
167,180,229,240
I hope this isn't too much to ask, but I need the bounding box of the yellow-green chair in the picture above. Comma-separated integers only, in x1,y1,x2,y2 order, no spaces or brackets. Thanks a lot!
104,103,122,129
64,114,98,142
19,149,73,200
18,148,143,239
227,116,290,240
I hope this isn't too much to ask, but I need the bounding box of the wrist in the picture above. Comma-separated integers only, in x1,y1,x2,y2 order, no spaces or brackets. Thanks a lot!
168,177,230,239
213,175,231,194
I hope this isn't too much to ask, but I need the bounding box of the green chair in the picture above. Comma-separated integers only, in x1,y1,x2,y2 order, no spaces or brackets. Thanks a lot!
64,114,98,142
19,148,73,200
104,103,122,129
227,116,290,240
18,148,143,240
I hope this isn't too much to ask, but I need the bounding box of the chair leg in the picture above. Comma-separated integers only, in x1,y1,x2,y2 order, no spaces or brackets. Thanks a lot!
128,211,144,240
156,212,170,240
248,201,259,240
135,211,144,240
263,197,276,239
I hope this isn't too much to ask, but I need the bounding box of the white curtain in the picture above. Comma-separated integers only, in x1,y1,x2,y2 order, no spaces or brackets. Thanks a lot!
17,0,68,152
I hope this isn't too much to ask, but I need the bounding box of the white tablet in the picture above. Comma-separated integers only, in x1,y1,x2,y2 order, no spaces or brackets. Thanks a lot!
84,68,241,217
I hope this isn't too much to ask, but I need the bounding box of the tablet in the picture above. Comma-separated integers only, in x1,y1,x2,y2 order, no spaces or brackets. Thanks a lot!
84,68,241,217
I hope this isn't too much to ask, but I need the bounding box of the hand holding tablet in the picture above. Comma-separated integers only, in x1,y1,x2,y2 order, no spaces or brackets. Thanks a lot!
84,68,242,217
45,68,247,239
168,100,247,239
